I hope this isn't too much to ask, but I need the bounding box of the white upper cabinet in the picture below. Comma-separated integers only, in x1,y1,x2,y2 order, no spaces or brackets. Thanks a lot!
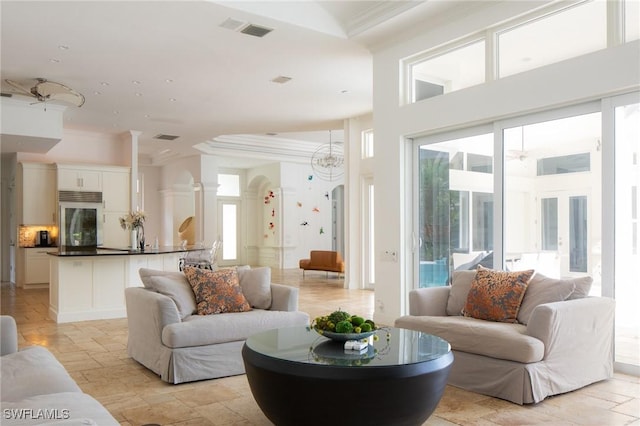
19,162,56,225
57,166,102,191
102,170,130,212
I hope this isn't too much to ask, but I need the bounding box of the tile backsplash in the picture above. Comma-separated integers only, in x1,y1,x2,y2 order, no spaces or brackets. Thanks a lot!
18,225,58,247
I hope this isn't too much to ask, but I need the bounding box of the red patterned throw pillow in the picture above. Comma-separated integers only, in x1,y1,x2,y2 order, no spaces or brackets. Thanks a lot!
183,267,251,315
462,265,534,323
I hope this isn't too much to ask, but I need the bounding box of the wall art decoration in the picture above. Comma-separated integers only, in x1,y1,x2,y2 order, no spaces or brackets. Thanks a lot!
297,201,302,207
324,192,329,200
271,209,275,217
269,222,274,230
264,190,275,204
312,207,320,213
300,221,309,226
308,175,313,181
319,227,325,234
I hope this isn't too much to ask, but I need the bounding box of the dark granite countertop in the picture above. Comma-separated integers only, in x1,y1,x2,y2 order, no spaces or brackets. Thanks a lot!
48,246,207,257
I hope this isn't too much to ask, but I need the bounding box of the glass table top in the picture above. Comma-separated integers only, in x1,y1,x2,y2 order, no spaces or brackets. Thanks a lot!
244,326,451,368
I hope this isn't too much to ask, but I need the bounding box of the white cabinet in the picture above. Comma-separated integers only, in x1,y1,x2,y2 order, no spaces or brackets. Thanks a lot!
102,170,130,211
57,167,102,191
101,168,131,248
18,163,56,225
22,248,57,288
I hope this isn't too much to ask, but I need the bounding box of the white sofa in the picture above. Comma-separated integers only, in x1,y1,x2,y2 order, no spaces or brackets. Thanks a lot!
395,270,615,404
0,316,118,425
125,267,310,384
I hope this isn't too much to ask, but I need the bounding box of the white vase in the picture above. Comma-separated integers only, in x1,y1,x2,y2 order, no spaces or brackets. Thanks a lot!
131,230,137,249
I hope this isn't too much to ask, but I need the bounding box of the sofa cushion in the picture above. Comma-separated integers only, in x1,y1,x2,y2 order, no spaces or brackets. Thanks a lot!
162,310,310,348
237,267,272,309
0,392,119,425
395,315,544,363
566,275,593,299
462,266,534,323
517,273,576,325
447,270,477,315
139,268,196,319
1,346,81,402
184,267,251,315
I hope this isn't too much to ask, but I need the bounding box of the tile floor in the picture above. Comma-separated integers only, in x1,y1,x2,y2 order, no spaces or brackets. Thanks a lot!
1,269,639,425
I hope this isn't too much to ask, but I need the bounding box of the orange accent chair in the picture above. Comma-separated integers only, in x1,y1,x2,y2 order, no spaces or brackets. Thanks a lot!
299,250,345,277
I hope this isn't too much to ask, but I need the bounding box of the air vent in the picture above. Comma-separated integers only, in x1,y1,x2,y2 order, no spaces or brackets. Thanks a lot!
59,191,102,203
271,76,292,84
0,92,12,98
153,134,180,141
240,24,273,38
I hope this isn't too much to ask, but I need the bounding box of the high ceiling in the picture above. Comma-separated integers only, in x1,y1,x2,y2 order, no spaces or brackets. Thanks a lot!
0,1,479,166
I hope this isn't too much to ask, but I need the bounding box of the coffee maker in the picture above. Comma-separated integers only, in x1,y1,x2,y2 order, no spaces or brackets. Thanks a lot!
36,230,51,247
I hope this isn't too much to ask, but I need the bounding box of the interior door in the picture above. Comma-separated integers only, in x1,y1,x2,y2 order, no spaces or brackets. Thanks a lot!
539,190,590,278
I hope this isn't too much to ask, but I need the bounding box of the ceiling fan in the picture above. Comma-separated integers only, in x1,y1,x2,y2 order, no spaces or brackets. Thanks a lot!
3,78,85,107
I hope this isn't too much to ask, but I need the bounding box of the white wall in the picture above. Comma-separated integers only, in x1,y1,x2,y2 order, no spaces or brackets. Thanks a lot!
372,5,640,325
17,128,129,166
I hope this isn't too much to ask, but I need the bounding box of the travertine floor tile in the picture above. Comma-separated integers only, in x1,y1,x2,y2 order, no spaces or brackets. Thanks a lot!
2,269,639,426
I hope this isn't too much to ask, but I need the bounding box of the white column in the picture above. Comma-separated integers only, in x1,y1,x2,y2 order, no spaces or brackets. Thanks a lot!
127,130,142,211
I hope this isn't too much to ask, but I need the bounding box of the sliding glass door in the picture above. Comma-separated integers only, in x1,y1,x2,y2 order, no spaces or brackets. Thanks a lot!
414,94,640,374
415,129,494,287
503,111,601,286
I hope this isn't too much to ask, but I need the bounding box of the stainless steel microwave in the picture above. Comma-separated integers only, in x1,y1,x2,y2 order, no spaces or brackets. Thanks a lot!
58,191,103,248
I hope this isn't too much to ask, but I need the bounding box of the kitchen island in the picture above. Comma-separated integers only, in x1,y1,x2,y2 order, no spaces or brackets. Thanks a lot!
48,246,207,323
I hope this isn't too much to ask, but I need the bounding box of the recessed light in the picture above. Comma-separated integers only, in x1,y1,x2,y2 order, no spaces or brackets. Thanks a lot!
58,45,69,50
159,149,171,155
340,90,349,94
113,110,119,115
135,93,143,97
271,75,292,84
100,82,110,86
165,79,173,83
49,58,60,63
93,91,101,95
132,80,141,85
144,114,150,118
169,98,177,102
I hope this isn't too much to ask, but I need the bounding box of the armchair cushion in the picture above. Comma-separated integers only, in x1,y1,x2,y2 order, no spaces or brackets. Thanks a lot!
139,268,196,319
238,267,272,309
517,273,576,325
462,266,534,323
446,270,476,315
184,267,251,315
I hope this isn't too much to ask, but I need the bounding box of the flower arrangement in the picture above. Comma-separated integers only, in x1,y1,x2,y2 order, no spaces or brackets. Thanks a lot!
119,211,146,230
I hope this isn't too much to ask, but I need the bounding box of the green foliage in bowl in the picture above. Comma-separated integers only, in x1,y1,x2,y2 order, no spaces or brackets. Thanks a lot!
312,309,377,335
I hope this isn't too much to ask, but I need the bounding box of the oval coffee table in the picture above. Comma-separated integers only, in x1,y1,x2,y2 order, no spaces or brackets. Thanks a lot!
242,326,452,426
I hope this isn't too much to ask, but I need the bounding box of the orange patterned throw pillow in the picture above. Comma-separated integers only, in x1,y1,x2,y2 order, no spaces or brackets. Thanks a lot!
462,265,534,323
183,267,251,315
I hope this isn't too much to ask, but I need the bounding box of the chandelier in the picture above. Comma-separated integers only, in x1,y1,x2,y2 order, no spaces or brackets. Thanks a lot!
311,131,344,181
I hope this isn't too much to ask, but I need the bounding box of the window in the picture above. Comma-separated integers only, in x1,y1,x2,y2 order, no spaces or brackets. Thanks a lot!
218,174,240,197
498,1,607,78
362,129,374,158
537,153,591,175
410,39,485,102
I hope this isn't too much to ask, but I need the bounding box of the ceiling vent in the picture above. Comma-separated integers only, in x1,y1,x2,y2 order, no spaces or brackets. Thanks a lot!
153,134,179,141
240,24,273,38
271,76,292,84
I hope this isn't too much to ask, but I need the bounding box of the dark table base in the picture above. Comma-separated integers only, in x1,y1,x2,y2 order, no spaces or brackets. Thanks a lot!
242,344,453,426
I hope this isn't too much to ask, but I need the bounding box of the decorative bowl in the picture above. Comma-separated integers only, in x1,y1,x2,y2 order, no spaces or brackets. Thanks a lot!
313,328,376,342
